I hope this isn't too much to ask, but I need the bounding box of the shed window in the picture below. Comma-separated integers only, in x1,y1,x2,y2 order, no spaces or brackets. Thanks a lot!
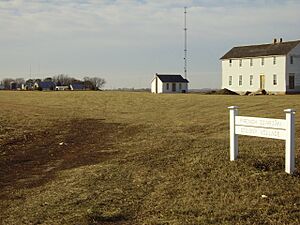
179,83,182,89
172,83,176,92
290,56,294,64
289,73,295,89
166,83,169,90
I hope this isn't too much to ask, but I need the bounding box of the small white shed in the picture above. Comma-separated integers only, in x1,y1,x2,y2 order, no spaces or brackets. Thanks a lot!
151,74,189,93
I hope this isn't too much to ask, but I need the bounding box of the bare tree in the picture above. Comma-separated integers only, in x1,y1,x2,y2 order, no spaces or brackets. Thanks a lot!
34,78,42,83
15,78,25,85
14,78,25,89
25,79,35,85
83,77,106,90
53,74,78,86
43,77,53,82
2,78,15,89
94,77,106,89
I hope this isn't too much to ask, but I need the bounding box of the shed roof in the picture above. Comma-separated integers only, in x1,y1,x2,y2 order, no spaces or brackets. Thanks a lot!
156,74,189,83
220,40,300,59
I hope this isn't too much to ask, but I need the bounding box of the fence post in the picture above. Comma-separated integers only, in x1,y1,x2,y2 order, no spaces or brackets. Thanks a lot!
284,109,296,174
228,106,239,161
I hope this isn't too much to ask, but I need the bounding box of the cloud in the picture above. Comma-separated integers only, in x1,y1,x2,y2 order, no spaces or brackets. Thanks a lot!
0,0,300,88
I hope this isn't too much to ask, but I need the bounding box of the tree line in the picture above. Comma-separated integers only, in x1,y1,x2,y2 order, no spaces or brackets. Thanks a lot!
0,74,106,90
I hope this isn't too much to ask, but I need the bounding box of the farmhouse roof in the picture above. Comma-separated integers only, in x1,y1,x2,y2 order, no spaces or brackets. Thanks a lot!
156,74,189,83
220,40,300,59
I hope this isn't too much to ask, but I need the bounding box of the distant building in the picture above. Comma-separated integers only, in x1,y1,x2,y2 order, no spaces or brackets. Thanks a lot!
34,81,56,91
23,83,34,91
151,74,189,93
70,83,85,91
220,39,300,94
10,82,17,90
55,85,69,91
24,79,35,91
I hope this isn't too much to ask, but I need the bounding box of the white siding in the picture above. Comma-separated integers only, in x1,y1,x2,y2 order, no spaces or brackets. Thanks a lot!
222,55,286,93
151,77,164,93
151,78,156,93
162,82,188,93
158,79,163,93
181,83,188,93
286,43,300,93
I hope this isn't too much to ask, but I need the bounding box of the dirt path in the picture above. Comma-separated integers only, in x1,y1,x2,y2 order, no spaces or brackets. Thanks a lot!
0,118,128,195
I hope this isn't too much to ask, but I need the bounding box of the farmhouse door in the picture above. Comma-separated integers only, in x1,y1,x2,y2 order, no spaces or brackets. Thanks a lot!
260,75,265,90
289,75,295,89
172,83,176,92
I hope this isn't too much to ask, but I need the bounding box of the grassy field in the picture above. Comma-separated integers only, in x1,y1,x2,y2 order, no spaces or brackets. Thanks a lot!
0,91,300,225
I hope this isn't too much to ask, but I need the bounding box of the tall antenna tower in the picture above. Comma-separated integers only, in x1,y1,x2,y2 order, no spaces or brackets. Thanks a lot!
184,7,188,79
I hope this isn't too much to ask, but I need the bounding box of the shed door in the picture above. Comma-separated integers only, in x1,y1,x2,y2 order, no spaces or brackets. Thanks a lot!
172,83,176,92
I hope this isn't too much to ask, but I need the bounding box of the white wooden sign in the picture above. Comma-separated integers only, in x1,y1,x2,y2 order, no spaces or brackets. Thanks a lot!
228,106,296,174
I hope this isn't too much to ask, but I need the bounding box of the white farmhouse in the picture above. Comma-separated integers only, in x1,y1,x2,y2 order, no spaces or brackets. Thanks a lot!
220,39,300,94
151,74,189,93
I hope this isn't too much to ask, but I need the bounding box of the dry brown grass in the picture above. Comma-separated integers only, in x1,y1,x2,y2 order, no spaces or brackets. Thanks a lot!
0,91,300,224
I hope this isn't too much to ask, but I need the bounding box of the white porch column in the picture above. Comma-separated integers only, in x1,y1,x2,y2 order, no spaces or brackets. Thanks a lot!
228,106,239,161
284,109,296,174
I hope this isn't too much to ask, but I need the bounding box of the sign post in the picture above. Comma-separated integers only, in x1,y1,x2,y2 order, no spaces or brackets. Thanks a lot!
228,106,239,161
284,109,296,174
228,106,296,174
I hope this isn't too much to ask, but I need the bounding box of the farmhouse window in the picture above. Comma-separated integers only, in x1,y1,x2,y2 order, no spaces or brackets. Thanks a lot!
239,59,242,67
229,76,232,86
239,75,242,86
179,83,182,90
250,75,253,86
166,83,169,90
261,58,264,66
273,56,276,65
229,59,232,66
273,74,277,85
289,74,295,89
290,56,294,64
250,58,253,67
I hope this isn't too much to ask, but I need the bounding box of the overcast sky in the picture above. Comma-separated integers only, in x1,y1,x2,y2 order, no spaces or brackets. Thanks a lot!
1,0,300,89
